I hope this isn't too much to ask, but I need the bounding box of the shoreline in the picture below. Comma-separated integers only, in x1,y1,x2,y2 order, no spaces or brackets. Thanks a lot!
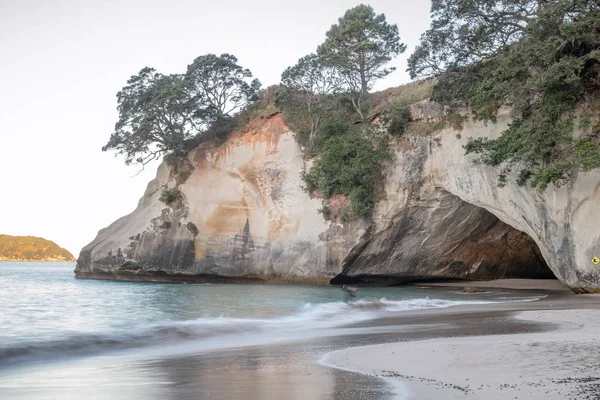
322,303,600,399
72,270,572,290
0,260,75,263
418,278,569,291
3,273,600,399
73,270,333,285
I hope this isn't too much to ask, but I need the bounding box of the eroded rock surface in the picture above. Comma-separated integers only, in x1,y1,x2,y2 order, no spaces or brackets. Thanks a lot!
429,109,600,292
76,108,600,291
410,99,445,122
334,189,551,284
76,115,365,283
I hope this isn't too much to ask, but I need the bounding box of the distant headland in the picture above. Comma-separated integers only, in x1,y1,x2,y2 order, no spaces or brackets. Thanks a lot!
0,234,75,262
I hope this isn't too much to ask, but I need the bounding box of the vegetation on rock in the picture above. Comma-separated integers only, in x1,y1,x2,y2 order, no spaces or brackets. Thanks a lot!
278,4,405,218
103,54,261,167
280,54,343,149
305,125,389,217
159,185,183,205
185,54,261,119
103,1,600,219
381,99,411,135
186,222,199,237
410,0,600,190
317,4,406,120
102,4,430,219
0,235,75,261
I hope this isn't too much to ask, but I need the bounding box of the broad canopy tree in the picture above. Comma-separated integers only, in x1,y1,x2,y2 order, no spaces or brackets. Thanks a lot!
280,53,343,147
408,0,538,79
102,68,202,166
186,53,261,120
409,0,600,190
103,54,260,166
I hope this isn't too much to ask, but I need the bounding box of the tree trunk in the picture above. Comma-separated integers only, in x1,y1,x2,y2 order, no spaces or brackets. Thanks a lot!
358,50,368,93
360,64,367,93
350,93,365,121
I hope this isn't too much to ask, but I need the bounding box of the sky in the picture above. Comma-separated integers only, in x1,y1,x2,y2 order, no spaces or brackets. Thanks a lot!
0,0,432,257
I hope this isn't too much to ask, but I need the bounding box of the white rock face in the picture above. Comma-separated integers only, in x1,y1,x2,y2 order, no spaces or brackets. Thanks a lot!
76,115,365,283
343,108,600,291
76,109,600,291
430,109,600,291
180,115,342,281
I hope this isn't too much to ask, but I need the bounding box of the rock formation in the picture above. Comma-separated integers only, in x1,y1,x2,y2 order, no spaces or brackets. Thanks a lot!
76,115,364,284
76,105,600,292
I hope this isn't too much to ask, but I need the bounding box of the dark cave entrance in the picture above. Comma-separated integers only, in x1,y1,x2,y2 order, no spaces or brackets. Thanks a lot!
331,190,558,286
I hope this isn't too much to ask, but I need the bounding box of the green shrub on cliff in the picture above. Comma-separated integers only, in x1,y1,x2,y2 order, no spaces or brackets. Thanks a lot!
382,100,411,136
409,0,600,190
186,222,199,237
279,89,390,218
277,5,405,219
305,125,388,217
159,186,183,205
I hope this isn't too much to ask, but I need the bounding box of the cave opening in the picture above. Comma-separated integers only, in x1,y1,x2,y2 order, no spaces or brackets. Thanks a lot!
331,190,558,286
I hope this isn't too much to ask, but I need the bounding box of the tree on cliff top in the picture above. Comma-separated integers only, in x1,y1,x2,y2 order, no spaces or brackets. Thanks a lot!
277,5,403,218
103,55,260,166
408,0,600,190
186,53,261,120
316,4,405,120
279,53,343,149
103,68,202,166
407,0,537,79
318,4,405,94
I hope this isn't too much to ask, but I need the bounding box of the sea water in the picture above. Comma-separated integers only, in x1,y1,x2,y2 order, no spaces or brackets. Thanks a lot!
0,262,540,399
0,262,539,366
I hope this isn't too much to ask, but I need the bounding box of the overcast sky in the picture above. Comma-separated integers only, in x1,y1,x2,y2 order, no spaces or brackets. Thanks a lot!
0,0,431,256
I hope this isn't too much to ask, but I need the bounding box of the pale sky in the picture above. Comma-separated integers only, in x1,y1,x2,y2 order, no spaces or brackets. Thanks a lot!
0,0,431,257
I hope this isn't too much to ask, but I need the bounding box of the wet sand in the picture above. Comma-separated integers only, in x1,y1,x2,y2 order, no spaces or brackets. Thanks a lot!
324,287,600,400
422,278,570,291
2,285,600,399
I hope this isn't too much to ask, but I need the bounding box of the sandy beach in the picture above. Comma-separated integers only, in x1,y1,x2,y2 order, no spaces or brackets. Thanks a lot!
324,292,600,399
422,278,570,291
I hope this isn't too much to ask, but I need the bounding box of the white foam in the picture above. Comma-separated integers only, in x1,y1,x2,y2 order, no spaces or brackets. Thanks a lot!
2,295,544,365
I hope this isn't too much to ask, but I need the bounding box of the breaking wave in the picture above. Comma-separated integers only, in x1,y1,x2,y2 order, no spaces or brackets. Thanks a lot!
0,296,540,367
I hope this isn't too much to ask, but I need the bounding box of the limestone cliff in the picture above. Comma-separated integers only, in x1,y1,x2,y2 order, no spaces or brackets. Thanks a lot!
76,115,365,284
76,106,600,292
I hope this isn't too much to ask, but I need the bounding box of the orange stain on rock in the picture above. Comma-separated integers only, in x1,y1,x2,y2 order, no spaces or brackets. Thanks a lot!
191,114,288,169
186,114,293,255
229,114,285,157
203,200,250,237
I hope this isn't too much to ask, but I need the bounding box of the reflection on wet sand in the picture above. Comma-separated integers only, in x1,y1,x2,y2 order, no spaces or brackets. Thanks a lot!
143,340,397,400
2,288,583,400
0,337,397,400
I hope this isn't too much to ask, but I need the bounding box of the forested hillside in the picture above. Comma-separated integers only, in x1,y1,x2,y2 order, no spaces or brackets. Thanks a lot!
0,235,75,261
